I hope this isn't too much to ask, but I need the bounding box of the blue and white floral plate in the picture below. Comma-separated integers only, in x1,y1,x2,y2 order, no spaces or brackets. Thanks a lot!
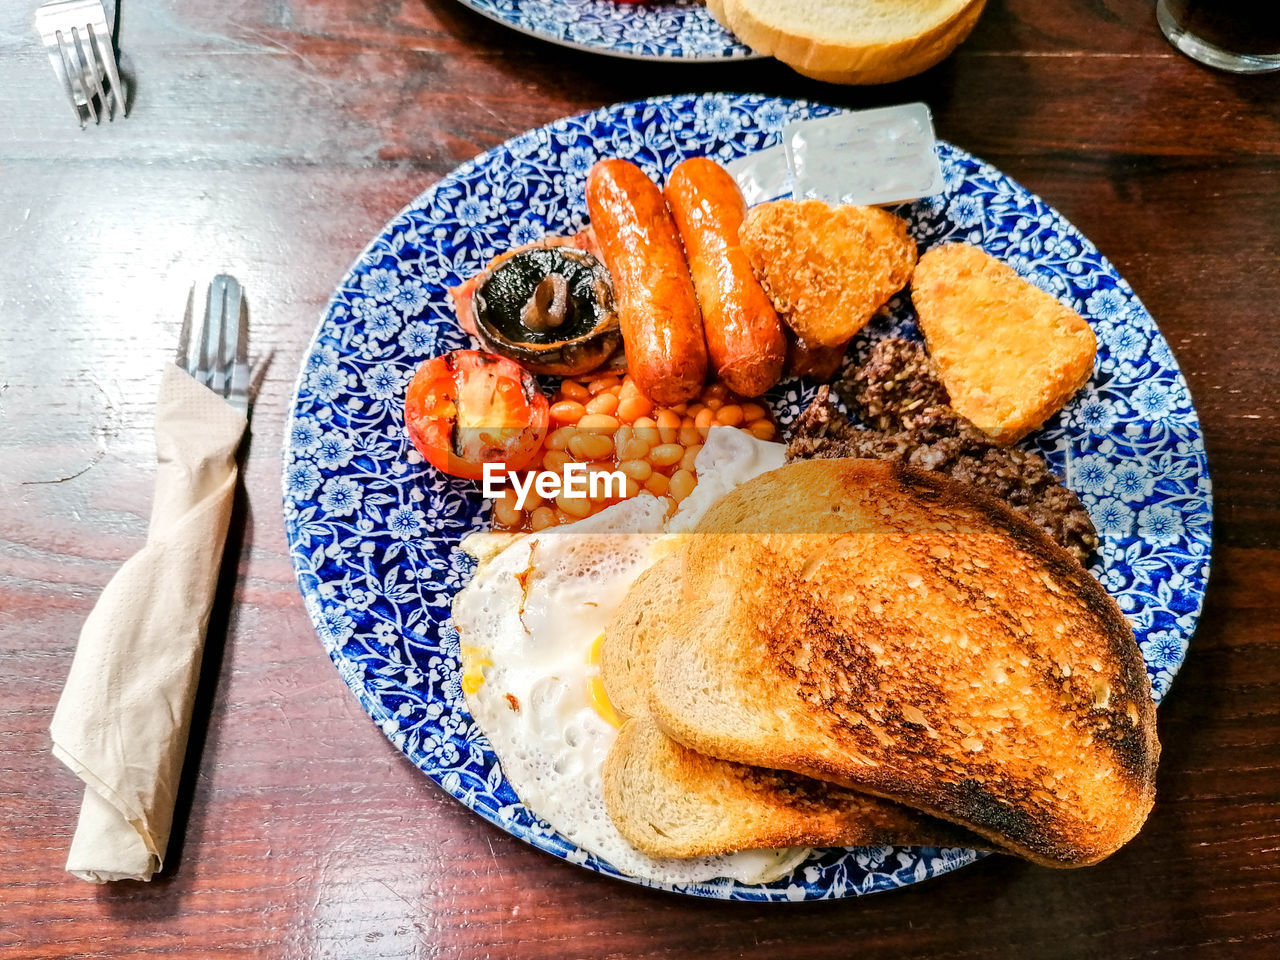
283,93,1212,901
455,0,755,61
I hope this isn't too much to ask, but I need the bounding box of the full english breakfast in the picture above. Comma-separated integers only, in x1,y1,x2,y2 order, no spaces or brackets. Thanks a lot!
398,149,1159,884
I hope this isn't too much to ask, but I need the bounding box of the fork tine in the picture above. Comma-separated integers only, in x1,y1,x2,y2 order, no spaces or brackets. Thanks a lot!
66,28,97,125
212,280,230,398
88,23,121,120
74,25,108,123
176,284,195,371
200,279,223,390
219,276,243,401
228,282,250,415
44,30,79,125
53,30,86,126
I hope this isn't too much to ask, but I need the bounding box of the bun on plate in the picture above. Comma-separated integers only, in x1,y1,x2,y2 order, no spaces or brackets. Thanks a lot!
706,0,987,85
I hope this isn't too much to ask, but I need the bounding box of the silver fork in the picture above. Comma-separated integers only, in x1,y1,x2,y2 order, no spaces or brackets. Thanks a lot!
35,0,125,127
177,276,251,417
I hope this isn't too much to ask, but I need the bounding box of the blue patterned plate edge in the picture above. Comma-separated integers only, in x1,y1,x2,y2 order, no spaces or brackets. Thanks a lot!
454,0,761,62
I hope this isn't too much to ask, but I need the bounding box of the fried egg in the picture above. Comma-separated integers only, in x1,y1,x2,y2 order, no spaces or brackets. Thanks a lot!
452,429,793,885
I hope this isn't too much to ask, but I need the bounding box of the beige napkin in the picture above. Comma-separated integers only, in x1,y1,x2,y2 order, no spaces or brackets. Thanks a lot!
50,365,247,882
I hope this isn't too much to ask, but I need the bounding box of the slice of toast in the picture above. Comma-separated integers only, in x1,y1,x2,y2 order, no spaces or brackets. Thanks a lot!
648,458,1158,867
604,716,986,858
740,200,916,348
601,549,987,857
911,242,1097,444
600,552,687,720
705,0,986,85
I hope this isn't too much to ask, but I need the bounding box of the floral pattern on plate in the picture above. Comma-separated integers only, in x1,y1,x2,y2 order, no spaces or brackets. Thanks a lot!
283,93,1212,901
457,0,755,61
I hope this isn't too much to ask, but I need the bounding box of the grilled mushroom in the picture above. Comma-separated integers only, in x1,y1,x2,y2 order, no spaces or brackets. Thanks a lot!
471,244,621,376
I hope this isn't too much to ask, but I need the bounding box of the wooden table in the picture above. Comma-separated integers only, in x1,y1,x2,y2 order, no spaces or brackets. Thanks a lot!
2,1,1278,957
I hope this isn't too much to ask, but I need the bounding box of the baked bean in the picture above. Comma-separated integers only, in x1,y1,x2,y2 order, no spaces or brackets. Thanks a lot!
522,490,544,511
493,491,522,527
741,402,767,422
585,392,619,416
588,375,619,395
542,450,571,474
656,409,681,444
546,426,576,451
716,404,744,427
669,469,696,502
680,445,702,473
559,380,590,402
704,397,723,411
686,402,705,419
589,476,615,501
557,494,592,518
633,415,657,431
530,507,557,531
694,407,716,434
619,379,643,400
550,400,587,423
644,472,670,496
577,413,620,433
670,403,688,415
618,458,652,482
678,424,701,446
649,443,684,467
568,432,614,461
748,419,776,440
705,382,729,401
616,433,651,461
623,477,641,498
617,395,652,423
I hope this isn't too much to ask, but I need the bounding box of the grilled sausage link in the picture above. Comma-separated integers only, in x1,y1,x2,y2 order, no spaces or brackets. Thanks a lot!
665,158,785,397
586,159,707,405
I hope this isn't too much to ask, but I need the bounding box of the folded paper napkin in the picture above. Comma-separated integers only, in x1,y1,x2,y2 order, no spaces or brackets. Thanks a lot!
50,365,247,882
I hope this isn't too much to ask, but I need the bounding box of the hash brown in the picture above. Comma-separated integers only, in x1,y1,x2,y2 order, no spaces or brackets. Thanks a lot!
740,200,916,348
911,242,1097,444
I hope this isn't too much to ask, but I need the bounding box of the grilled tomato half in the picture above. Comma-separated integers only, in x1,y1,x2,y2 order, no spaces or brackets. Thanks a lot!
404,350,549,480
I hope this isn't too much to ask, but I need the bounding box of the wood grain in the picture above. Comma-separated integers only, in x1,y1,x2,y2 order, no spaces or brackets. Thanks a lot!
2,0,1278,957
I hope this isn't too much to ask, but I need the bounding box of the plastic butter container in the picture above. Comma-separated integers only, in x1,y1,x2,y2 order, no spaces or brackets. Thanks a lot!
726,102,944,207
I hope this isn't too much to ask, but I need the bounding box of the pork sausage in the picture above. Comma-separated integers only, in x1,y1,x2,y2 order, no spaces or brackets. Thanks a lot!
585,159,707,405
665,158,785,397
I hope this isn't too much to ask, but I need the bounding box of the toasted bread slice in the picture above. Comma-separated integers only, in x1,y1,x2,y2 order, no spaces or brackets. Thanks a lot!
600,552,686,721
911,243,1097,444
604,716,987,858
740,200,916,348
601,549,987,858
648,458,1158,867
706,0,986,85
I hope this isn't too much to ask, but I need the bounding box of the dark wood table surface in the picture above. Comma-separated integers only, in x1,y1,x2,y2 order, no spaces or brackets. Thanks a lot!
2,1,1278,957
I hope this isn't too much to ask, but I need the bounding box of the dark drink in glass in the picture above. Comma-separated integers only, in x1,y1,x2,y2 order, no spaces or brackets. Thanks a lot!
1157,0,1280,73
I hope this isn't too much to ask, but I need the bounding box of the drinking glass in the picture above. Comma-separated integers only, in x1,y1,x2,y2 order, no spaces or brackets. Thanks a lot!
1157,0,1280,73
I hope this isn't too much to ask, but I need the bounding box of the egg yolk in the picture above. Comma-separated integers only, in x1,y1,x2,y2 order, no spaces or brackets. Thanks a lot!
461,645,492,694
586,633,623,728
